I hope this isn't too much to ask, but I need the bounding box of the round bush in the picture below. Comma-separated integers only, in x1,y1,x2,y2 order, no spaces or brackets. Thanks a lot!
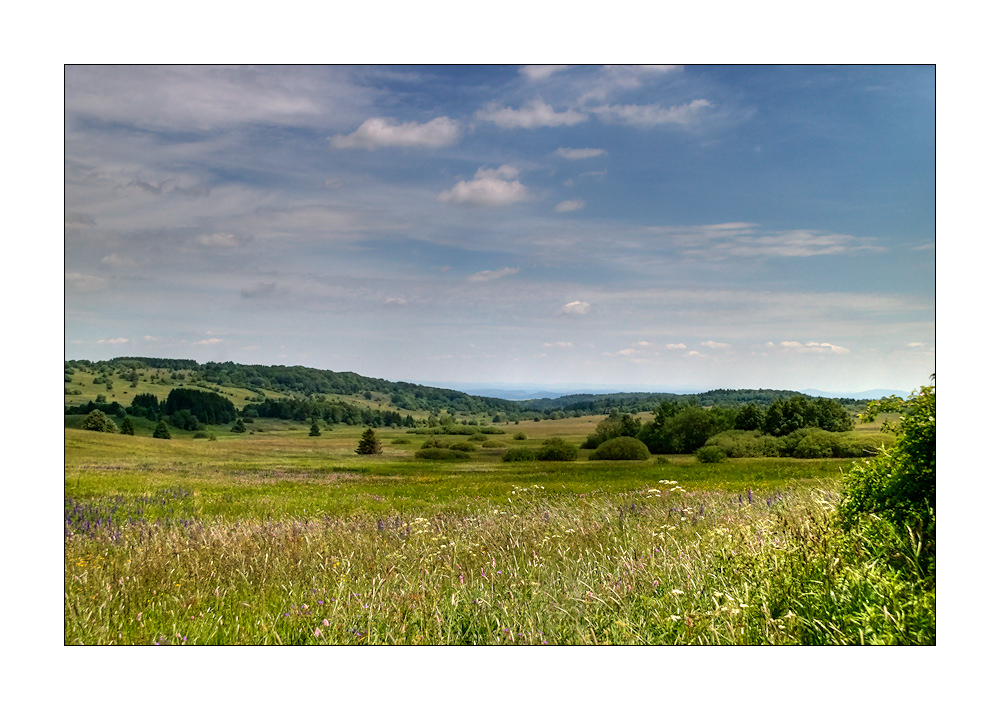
502,447,536,462
536,437,578,462
695,445,727,463
415,448,470,461
589,436,651,461
449,441,476,452
512,432,527,441
81,409,118,433
482,440,505,448
468,434,487,442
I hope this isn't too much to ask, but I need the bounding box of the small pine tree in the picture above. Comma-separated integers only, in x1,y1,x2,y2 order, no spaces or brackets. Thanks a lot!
309,419,321,437
152,419,171,439
356,428,382,455
231,418,247,433
119,417,135,435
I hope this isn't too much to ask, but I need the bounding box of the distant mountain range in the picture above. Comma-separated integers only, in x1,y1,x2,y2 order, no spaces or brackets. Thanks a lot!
799,388,910,400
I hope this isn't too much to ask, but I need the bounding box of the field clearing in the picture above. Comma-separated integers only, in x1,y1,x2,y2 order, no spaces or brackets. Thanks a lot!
64,422,932,645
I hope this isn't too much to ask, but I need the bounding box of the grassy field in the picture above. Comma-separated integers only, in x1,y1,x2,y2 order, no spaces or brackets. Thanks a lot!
64,416,933,645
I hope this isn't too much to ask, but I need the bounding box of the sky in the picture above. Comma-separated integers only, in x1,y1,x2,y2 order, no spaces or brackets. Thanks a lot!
64,65,935,393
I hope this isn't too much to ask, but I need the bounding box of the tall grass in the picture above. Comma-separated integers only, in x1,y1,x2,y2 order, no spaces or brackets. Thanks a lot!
65,481,933,645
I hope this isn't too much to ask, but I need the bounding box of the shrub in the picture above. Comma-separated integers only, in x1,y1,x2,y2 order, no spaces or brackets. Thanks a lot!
536,437,578,462
420,438,449,449
839,381,935,563
81,409,118,433
482,440,506,448
356,428,383,455
468,434,487,442
231,419,247,433
512,432,527,441
309,420,321,437
695,445,727,463
119,417,135,436
415,448,470,461
589,436,651,461
502,447,536,462
449,441,476,452
193,432,209,439
391,438,408,445
152,419,171,439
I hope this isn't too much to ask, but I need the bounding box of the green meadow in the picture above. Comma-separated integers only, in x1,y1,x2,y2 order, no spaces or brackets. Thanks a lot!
65,414,933,645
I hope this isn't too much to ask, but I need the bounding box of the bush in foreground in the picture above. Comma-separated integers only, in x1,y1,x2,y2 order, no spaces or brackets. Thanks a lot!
839,380,935,570
589,436,650,461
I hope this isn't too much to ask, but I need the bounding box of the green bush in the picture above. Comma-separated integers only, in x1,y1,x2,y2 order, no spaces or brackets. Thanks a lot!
420,438,449,449
502,447,536,462
193,431,209,439
468,434,487,442
152,419,171,439
695,445,727,463
589,436,651,461
449,441,476,452
482,440,505,449
536,437,578,462
415,448,470,461
512,432,527,441
81,409,118,434
839,382,935,566
119,417,135,436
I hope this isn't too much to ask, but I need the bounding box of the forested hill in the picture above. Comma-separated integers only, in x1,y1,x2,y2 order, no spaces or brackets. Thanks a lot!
518,388,864,414
67,357,866,418
69,357,524,417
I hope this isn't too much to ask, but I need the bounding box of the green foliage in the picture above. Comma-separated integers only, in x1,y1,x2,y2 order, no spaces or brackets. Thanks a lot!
356,428,383,455
536,437,578,462
502,447,536,462
152,419,171,439
512,432,527,440
763,396,853,437
449,441,476,452
309,419,321,437
639,404,735,454
481,440,505,448
734,403,765,431
119,417,135,436
165,388,237,425
589,436,651,461
414,447,469,460
468,434,487,442
839,381,935,564
705,430,780,458
231,419,247,434
695,445,727,463
81,409,118,434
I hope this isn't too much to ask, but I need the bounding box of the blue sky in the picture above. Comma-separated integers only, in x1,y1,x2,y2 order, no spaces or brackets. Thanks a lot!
64,65,935,392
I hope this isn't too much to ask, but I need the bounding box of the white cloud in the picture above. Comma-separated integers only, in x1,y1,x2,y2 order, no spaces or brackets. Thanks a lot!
646,223,882,260
100,253,135,268
779,341,850,355
142,335,162,342
196,338,223,345
593,99,712,127
907,342,925,347
664,343,687,350
558,300,591,316
520,65,569,80
331,116,461,149
701,340,732,350
554,147,606,160
437,166,529,207
476,99,587,129
198,232,239,248
384,297,408,306
544,342,574,348
554,199,585,213
65,272,107,292
97,337,129,344
467,267,519,282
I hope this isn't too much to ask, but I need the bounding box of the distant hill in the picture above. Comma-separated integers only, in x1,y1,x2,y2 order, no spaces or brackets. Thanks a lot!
66,357,886,423
800,388,909,400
